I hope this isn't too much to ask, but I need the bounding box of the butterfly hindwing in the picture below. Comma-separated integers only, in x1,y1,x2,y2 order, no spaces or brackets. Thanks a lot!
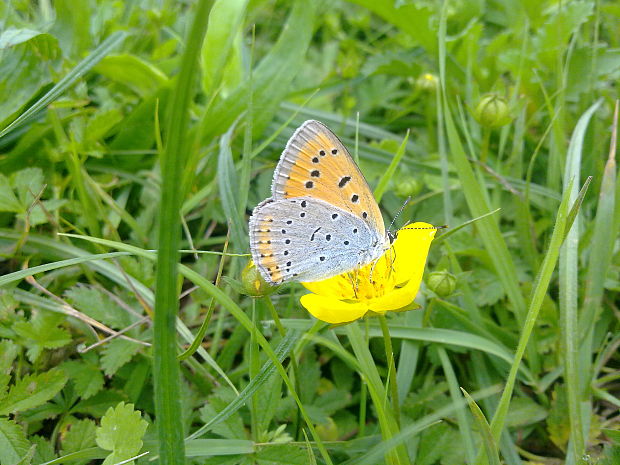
249,197,381,284
271,120,385,239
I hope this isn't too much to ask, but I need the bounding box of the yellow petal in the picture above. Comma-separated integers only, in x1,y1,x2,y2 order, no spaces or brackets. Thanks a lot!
300,293,369,324
392,222,436,285
301,274,356,299
369,275,423,312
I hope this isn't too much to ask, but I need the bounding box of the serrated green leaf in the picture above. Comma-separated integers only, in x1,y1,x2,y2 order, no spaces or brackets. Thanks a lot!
199,387,246,440
299,351,320,405
0,174,22,212
61,418,97,456
61,360,104,399
255,371,282,435
0,418,31,465
0,367,68,415
96,402,148,465
65,285,132,330
0,340,18,375
100,338,141,377
12,167,44,207
71,390,127,418
416,423,461,465
255,444,308,465
31,435,56,464
12,312,72,363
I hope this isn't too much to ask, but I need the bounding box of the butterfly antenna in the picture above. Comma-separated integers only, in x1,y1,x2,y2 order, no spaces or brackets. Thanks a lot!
387,196,411,238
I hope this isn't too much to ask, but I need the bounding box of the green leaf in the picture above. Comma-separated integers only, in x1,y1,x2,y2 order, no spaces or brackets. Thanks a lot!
255,444,308,465
373,130,409,203
505,396,548,427
200,0,317,140
71,390,128,418
0,418,31,465
94,54,169,97
100,338,142,377
416,423,461,465
547,385,570,451
65,285,132,329
0,174,22,212
461,388,501,465
201,0,248,95
12,167,44,207
0,31,127,139
0,28,54,49
60,360,104,400
603,428,620,444
0,368,68,415
12,313,72,363
217,126,247,250
0,29,60,131
61,418,97,456
199,387,246,440
254,371,283,435
31,435,56,464
95,402,148,465
0,340,18,375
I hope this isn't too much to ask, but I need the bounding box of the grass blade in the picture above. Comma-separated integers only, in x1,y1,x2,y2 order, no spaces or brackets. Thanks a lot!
153,1,212,462
581,101,617,339
461,388,501,465
374,129,409,203
487,178,577,447
559,99,601,462
218,125,247,250
0,252,129,288
438,348,475,464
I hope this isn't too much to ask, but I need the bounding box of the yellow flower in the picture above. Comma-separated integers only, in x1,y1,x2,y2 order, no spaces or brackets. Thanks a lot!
300,222,437,324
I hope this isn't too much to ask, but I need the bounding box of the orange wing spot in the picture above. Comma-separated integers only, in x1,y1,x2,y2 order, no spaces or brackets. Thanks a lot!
254,219,283,283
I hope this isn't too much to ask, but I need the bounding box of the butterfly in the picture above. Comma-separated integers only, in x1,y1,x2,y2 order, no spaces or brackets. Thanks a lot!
249,120,390,285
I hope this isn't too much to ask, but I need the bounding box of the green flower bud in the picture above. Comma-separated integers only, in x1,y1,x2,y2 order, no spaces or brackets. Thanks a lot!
394,177,423,198
473,94,512,128
316,417,339,441
241,260,279,297
416,73,439,93
427,270,457,297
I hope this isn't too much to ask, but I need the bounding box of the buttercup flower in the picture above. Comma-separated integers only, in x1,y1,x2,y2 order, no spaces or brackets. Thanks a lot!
300,222,436,324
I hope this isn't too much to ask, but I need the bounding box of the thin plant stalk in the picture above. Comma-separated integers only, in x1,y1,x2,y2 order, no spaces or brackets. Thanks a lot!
152,1,212,463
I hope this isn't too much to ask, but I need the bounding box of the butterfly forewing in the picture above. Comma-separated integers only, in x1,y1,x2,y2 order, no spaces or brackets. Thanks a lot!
249,197,381,284
271,120,385,239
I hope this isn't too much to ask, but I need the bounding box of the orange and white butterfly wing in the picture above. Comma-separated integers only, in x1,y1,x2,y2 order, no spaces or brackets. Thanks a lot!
271,120,386,239
249,197,385,284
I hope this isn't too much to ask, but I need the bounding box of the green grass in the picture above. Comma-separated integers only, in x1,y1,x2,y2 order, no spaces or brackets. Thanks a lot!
0,1,619,465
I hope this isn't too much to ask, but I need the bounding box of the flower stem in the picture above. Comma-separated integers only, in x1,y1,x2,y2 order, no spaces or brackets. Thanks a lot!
379,315,400,427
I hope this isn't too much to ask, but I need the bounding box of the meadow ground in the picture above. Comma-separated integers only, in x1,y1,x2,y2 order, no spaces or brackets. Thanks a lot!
0,1,619,464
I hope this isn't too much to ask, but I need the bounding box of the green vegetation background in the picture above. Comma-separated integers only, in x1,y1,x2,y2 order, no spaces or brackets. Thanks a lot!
0,0,619,464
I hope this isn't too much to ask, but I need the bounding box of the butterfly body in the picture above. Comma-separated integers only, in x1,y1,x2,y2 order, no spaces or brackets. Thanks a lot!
249,120,389,285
